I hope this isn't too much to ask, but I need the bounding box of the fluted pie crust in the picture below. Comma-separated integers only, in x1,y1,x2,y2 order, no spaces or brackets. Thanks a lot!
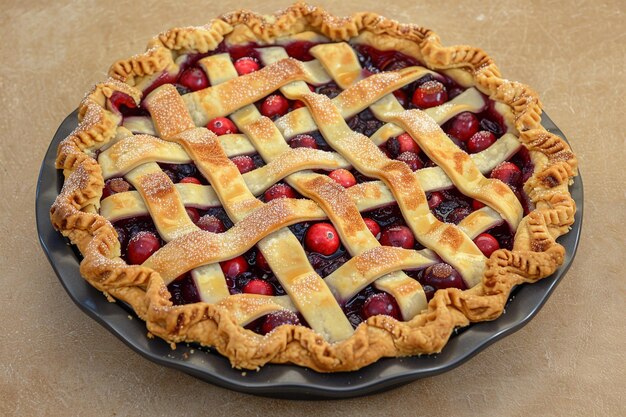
51,3,577,372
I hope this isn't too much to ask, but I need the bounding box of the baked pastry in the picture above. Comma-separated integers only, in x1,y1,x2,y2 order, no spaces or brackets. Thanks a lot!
51,3,578,372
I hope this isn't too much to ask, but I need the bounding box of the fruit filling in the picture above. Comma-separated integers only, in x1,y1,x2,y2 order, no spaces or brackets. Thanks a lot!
102,41,535,335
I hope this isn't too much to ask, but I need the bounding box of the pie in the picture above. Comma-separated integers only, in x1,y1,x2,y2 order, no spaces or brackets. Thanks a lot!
50,3,578,372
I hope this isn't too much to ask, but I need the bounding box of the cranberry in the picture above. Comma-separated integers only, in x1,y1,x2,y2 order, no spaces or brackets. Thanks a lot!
292,100,306,109
380,225,415,249
255,250,271,272
102,178,130,199
220,256,249,278
467,131,496,154
231,155,256,174
261,310,301,334
197,215,225,233
127,232,161,265
421,263,466,290
446,112,479,141
206,117,238,135
179,176,202,185
472,199,486,210
387,133,420,157
491,162,522,188
396,152,423,171
177,67,209,91
427,191,444,209
362,292,401,320
363,218,381,239
260,95,289,119
474,233,500,257
228,44,257,61
264,183,296,201
412,80,448,108
243,279,275,296
185,207,200,224
305,223,340,255
393,90,408,107
233,57,260,75
447,207,471,224
289,134,318,149
285,41,316,61
328,169,357,188
395,133,420,154
109,91,137,112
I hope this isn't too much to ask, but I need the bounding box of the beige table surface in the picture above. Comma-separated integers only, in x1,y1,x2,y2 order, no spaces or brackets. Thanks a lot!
1,0,624,415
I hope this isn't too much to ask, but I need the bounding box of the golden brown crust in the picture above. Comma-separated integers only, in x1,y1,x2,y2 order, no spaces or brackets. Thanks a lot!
51,2,578,372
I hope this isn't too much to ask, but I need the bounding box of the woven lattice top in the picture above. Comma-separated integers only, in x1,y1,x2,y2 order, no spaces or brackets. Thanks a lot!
51,3,577,371
96,42,524,341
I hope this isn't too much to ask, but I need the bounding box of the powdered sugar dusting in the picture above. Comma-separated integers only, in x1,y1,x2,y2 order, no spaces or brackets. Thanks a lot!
287,272,324,306
339,71,402,109
395,109,440,135
144,85,195,138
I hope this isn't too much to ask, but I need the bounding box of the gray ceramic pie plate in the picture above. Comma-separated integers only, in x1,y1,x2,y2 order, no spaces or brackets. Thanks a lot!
36,110,582,399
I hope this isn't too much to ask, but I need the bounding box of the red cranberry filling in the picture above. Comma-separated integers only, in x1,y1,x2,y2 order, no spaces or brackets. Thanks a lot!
261,311,301,334
445,112,480,142
289,134,318,149
197,214,226,233
305,223,340,256
260,94,290,119
231,155,256,174
421,263,466,291
178,66,209,91
362,292,402,320
127,231,161,265
179,176,202,185
284,41,318,61
467,131,496,154
185,207,200,224
396,151,423,171
386,133,420,157
264,183,297,201
243,278,275,296
116,43,539,336
412,80,448,108
206,117,238,135
234,57,260,75
109,91,137,113
474,233,500,257
328,169,357,188
363,218,381,239
380,225,415,249
220,256,249,278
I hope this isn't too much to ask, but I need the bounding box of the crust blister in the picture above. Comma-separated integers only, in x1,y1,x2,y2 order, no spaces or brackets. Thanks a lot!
50,2,578,372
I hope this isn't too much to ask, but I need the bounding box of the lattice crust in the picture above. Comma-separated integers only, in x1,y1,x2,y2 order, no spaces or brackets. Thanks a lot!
50,3,578,372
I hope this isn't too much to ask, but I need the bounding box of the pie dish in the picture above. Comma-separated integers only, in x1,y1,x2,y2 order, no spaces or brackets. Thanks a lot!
50,3,578,372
